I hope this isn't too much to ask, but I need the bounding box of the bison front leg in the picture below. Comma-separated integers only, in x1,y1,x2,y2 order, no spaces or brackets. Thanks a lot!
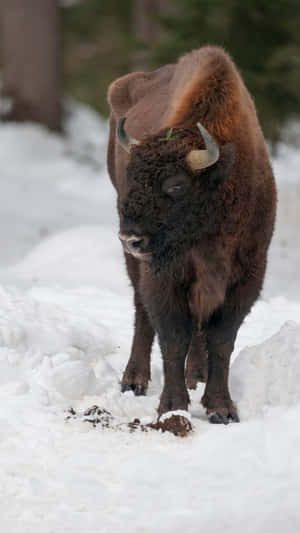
121,254,155,395
147,294,192,434
121,292,154,395
153,305,193,436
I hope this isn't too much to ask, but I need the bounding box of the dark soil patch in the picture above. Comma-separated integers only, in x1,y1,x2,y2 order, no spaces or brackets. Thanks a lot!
66,406,193,437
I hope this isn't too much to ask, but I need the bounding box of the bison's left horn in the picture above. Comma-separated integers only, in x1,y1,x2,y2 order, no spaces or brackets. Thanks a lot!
186,122,220,171
117,117,140,153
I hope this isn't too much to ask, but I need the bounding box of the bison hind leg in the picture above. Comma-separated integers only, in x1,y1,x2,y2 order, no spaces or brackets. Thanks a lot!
185,328,208,389
203,396,240,425
121,356,151,396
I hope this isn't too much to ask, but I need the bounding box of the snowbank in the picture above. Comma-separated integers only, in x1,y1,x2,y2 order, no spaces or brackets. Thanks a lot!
231,321,300,418
0,285,115,404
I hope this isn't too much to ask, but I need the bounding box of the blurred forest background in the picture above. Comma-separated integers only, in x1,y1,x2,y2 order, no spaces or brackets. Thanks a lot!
0,0,300,146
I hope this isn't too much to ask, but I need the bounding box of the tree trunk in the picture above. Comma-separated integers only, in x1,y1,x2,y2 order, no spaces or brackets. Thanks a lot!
0,0,61,131
132,0,172,71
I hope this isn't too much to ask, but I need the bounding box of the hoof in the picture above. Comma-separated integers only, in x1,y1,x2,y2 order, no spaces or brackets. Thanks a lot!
121,383,147,396
208,411,240,425
150,411,193,437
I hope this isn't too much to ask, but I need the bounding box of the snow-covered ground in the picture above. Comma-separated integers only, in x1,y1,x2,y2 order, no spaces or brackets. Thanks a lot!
0,101,299,532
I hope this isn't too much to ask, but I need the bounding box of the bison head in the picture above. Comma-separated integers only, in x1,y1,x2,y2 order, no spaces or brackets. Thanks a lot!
117,118,235,272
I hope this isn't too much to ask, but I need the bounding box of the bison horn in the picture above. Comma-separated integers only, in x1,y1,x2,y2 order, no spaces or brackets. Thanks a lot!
186,122,220,171
117,117,140,153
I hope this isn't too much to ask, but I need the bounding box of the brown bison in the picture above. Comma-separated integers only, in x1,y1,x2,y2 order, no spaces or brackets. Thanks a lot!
107,46,276,435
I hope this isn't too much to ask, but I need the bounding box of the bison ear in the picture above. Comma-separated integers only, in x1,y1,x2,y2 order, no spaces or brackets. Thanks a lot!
204,142,235,189
108,72,152,117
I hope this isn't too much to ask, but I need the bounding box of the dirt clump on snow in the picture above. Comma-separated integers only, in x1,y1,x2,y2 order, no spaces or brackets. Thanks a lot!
66,406,192,436
149,415,193,437
66,405,148,433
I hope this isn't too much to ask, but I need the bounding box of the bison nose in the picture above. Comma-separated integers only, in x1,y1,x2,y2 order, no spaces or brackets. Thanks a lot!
118,233,149,256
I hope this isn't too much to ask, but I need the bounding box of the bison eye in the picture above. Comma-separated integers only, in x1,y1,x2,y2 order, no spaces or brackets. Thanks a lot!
162,174,190,198
166,184,186,196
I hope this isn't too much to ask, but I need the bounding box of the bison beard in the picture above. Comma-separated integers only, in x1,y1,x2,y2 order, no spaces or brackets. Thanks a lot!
107,46,276,436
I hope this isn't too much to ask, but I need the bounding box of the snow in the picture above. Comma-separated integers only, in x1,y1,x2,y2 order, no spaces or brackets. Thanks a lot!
0,101,300,532
159,409,192,422
231,321,300,418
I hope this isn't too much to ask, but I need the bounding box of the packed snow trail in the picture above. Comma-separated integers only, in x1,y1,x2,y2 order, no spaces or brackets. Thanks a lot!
0,103,299,532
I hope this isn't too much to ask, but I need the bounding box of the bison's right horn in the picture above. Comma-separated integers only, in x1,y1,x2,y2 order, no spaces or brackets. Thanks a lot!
186,122,220,171
117,117,140,153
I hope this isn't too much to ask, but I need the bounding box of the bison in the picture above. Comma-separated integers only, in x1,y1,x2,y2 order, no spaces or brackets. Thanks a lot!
107,46,276,435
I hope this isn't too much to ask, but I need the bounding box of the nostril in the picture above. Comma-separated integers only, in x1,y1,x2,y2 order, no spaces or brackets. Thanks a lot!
118,233,149,255
131,239,142,249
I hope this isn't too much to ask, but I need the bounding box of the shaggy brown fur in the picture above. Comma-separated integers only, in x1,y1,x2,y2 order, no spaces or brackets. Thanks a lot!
107,46,276,432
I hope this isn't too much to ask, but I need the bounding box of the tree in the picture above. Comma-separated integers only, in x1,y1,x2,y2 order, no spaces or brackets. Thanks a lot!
0,0,62,131
132,0,172,70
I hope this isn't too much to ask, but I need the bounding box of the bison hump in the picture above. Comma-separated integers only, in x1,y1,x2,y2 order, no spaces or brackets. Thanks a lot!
165,46,252,141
